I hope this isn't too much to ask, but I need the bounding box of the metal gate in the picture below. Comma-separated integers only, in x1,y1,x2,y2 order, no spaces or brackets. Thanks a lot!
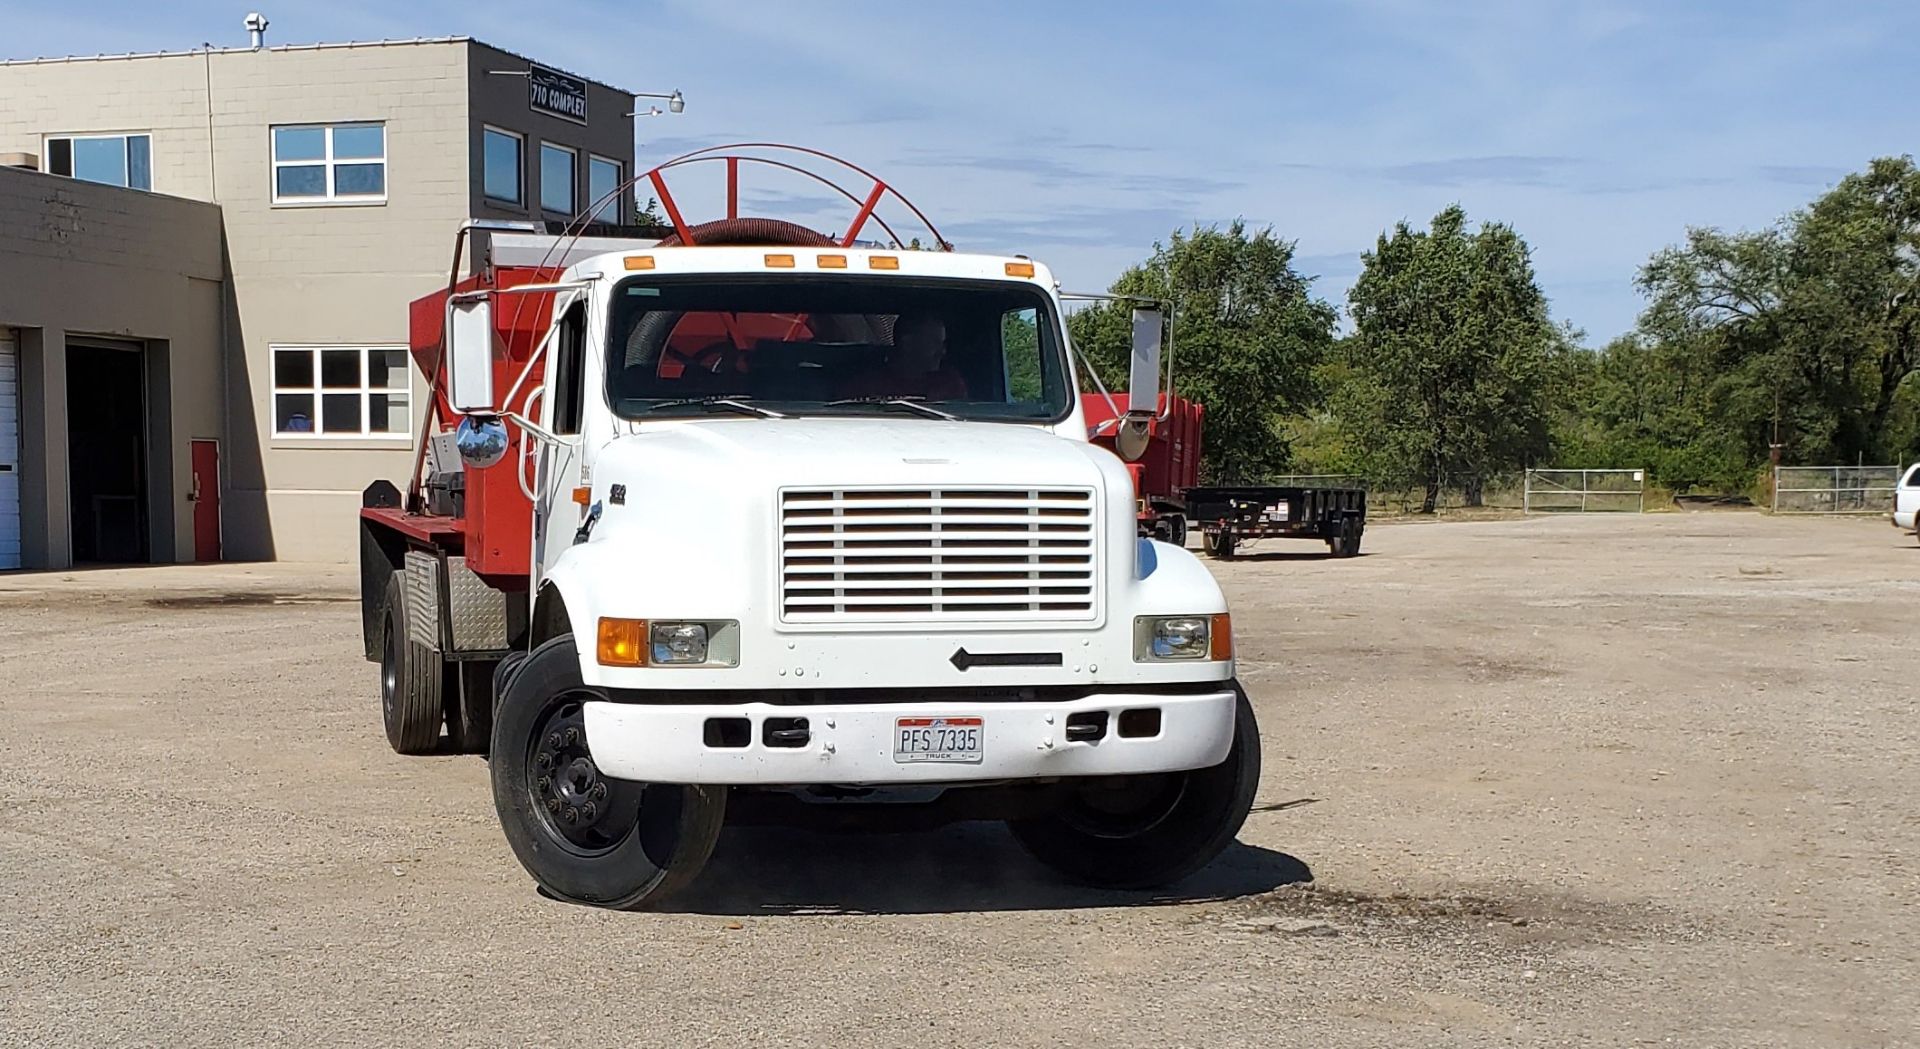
1771,466,1899,514
0,327,20,569
1523,468,1646,514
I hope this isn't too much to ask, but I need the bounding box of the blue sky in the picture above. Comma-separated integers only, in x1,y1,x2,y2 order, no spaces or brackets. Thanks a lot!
7,0,1918,343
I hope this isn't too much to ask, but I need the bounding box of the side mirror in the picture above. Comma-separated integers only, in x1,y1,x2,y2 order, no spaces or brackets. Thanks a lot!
1127,307,1164,416
446,295,496,413
454,415,510,469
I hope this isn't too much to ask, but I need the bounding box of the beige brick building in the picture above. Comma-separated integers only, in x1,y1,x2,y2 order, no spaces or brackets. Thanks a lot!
0,37,638,567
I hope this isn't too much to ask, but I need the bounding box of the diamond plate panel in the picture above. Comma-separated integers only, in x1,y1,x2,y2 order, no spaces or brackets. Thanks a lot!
403,550,441,650
446,555,510,652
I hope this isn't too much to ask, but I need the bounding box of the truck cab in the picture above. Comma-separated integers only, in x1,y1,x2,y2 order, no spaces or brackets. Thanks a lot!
360,150,1259,909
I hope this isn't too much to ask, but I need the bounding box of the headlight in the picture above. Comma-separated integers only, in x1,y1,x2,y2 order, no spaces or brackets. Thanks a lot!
1150,616,1210,659
650,622,709,664
596,618,739,667
1134,614,1233,662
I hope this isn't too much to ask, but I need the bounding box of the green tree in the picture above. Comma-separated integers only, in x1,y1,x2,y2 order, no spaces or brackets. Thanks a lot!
1635,155,1920,465
1342,205,1560,511
1067,221,1336,483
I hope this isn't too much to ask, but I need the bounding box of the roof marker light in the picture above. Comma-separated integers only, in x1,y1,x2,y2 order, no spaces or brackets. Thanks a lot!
1005,261,1035,278
765,253,796,268
624,255,655,270
868,255,900,270
816,254,848,269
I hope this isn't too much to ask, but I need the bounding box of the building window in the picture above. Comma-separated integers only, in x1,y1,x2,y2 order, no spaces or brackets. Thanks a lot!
272,345,411,437
540,142,576,215
44,133,152,190
483,126,523,205
588,154,623,223
271,123,386,204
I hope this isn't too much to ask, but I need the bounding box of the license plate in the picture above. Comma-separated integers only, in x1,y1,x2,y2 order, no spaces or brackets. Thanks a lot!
894,716,984,764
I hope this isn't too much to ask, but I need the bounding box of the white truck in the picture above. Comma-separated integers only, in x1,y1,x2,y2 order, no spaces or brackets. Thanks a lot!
360,146,1258,909
1896,461,1920,541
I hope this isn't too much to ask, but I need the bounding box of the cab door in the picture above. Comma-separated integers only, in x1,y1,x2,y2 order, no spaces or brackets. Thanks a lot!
531,297,590,588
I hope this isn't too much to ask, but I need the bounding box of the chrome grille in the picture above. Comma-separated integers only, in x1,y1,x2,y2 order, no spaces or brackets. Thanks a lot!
781,487,1098,622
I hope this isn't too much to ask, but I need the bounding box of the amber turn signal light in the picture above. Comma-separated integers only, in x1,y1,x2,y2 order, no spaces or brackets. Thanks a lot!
1210,613,1234,661
597,617,648,667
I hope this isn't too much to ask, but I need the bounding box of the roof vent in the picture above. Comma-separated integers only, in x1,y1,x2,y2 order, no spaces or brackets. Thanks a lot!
244,11,269,50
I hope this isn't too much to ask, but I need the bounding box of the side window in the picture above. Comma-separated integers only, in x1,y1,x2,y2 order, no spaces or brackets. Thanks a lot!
1002,307,1043,403
552,302,586,435
1905,465,1920,488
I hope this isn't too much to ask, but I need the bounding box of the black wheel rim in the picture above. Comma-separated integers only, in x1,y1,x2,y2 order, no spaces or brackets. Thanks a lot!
1058,773,1190,839
526,691,651,856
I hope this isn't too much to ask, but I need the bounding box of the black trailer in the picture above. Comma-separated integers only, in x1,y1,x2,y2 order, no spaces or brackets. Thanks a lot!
1185,485,1367,559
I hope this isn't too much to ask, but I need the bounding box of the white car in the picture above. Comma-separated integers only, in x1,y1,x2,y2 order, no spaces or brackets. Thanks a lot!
1896,462,1920,540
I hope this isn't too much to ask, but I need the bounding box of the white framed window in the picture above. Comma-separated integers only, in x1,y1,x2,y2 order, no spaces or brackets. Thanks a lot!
540,142,577,215
271,123,386,204
482,126,524,205
44,133,152,190
272,345,411,437
588,154,623,223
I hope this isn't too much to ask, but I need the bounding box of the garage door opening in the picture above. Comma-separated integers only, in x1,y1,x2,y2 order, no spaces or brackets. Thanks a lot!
66,340,149,563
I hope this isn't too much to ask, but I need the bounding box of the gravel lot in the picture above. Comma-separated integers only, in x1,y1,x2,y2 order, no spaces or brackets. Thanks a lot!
2,512,1916,1047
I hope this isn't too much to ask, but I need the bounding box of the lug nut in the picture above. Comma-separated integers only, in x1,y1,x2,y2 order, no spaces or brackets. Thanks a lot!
580,802,597,822
564,727,579,745
534,752,552,770
547,732,563,749
562,806,578,824
537,776,551,791
546,797,561,812
589,782,608,800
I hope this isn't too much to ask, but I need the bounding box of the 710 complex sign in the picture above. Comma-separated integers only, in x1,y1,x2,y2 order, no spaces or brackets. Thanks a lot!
528,65,587,124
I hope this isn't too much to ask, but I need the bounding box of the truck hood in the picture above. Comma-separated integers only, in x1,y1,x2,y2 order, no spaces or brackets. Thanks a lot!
596,417,1125,491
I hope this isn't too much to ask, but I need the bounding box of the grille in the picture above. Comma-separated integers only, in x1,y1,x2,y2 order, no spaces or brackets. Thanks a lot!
780,487,1098,622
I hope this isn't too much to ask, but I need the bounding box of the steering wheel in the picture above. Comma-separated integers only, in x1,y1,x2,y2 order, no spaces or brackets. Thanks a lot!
663,342,739,378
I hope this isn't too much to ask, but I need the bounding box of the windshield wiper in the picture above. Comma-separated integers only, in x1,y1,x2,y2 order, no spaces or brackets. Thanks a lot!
822,396,959,421
641,395,786,419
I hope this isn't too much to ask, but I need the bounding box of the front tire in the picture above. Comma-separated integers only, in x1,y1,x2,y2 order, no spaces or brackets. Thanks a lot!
490,635,726,909
1009,683,1262,889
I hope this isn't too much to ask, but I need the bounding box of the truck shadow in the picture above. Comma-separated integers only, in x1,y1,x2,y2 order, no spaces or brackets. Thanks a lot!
661,824,1313,916
1220,550,1369,562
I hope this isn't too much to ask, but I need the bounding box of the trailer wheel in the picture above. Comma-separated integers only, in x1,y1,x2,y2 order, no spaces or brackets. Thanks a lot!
1168,514,1188,548
491,635,726,910
1329,517,1364,558
380,574,444,755
1009,682,1260,889
1203,530,1237,559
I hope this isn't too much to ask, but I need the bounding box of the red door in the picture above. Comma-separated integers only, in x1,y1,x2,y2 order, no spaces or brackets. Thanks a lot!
190,439,221,562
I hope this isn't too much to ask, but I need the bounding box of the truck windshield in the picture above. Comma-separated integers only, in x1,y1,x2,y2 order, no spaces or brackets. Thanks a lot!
605,275,1071,422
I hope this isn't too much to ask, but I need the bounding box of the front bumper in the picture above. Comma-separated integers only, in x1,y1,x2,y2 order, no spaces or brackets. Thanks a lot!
582,689,1237,786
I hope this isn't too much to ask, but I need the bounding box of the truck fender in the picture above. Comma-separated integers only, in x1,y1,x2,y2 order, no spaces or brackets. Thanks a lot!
1130,538,1229,617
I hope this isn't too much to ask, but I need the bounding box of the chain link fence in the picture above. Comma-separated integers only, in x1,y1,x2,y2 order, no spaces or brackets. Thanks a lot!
1771,466,1900,514
1523,468,1646,513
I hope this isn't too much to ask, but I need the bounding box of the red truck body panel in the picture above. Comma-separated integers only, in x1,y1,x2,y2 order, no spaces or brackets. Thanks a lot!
1084,393,1205,517
363,265,566,582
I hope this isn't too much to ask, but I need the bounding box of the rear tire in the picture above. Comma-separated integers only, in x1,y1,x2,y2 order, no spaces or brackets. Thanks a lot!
1009,683,1261,889
491,635,726,910
380,573,444,755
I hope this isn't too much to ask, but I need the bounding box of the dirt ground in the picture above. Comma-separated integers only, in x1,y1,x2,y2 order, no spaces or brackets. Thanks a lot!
1,512,1916,1047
